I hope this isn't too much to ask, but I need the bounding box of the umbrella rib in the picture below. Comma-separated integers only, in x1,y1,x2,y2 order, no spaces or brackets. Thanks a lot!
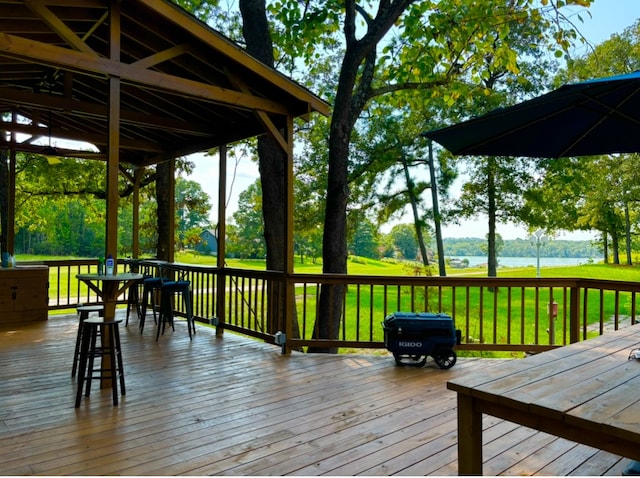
558,85,640,157
427,71,640,158
457,102,575,155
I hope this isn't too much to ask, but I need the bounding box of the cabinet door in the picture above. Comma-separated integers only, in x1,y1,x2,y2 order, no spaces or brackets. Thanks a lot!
0,278,15,312
0,268,48,322
14,277,47,312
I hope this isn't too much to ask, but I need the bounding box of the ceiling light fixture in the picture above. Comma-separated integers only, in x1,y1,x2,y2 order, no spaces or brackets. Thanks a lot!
39,111,62,165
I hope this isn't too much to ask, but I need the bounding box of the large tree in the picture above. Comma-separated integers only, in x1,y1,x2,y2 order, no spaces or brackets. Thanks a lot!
300,1,591,348
182,0,594,351
239,0,285,274
454,155,536,276
440,8,565,277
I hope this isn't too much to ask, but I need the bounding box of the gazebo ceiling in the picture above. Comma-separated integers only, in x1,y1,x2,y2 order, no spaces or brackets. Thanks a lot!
0,0,330,167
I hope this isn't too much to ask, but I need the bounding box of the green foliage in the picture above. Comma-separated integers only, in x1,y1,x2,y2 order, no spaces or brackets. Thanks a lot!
183,227,205,250
15,200,103,256
348,219,380,259
175,177,213,251
227,181,266,259
174,0,244,41
11,151,211,256
387,223,419,260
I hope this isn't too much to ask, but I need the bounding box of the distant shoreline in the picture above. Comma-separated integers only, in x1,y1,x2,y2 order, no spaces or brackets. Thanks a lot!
450,256,592,268
442,238,600,260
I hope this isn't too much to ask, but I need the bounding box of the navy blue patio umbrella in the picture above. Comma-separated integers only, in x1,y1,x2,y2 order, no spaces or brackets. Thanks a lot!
423,71,640,158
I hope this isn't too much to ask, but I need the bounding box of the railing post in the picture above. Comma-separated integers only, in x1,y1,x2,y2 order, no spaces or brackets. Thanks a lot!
548,288,555,345
569,283,580,344
283,273,293,355
215,268,225,336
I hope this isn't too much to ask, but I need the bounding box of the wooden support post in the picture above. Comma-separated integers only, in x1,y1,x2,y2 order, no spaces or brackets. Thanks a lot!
7,112,16,255
216,144,227,337
106,1,121,267
283,115,294,355
167,159,175,263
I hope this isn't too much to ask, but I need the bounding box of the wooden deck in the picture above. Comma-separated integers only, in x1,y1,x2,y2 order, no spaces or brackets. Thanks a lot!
0,311,631,476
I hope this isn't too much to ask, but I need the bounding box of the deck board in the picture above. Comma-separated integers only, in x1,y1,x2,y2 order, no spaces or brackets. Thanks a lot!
0,311,630,475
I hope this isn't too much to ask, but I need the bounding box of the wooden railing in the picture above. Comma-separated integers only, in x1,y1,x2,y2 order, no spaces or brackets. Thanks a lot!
40,260,640,354
284,275,640,353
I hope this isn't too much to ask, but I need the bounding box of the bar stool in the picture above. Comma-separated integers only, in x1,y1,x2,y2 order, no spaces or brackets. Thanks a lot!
156,280,195,341
75,317,125,407
124,258,145,327
72,304,104,377
139,276,164,333
125,276,144,327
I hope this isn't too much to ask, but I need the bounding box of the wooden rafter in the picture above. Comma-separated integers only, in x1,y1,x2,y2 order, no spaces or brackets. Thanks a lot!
0,0,328,167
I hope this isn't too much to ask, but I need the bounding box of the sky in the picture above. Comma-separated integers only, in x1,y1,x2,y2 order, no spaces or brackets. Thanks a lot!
186,0,640,241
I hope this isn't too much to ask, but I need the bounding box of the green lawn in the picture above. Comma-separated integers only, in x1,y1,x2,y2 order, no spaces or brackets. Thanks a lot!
172,253,640,354
25,250,640,281
28,253,640,356
174,251,640,282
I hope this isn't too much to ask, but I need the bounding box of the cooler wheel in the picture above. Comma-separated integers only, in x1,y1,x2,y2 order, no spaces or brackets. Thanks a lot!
433,348,457,369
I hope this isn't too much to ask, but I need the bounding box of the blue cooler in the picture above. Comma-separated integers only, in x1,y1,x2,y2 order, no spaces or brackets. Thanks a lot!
382,312,460,368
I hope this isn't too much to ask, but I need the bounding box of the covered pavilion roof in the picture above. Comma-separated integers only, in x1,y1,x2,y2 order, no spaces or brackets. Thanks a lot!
0,0,330,166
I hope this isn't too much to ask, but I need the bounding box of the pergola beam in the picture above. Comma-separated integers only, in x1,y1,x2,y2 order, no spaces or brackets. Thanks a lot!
0,32,292,116
24,0,101,56
0,87,218,136
139,0,330,116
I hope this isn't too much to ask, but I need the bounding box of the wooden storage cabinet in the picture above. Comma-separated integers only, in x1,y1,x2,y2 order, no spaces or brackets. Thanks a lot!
0,266,49,323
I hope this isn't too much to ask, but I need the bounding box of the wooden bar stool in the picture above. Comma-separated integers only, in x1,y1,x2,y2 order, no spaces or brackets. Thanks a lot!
72,304,104,378
75,317,125,407
156,280,195,341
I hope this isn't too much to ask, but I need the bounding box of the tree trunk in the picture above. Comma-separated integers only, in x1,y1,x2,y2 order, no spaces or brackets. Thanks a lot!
241,0,282,275
428,140,446,276
487,159,498,277
311,45,362,353
240,0,300,339
625,202,632,265
400,152,429,268
612,230,620,265
156,160,173,262
311,0,414,353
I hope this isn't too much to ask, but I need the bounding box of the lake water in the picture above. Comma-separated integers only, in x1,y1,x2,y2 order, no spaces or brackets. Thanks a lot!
453,256,593,268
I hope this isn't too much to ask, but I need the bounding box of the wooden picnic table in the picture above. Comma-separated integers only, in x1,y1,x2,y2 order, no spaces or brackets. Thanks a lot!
447,324,640,475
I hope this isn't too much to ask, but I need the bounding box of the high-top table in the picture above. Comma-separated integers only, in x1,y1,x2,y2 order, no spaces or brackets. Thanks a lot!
76,272,143,387
77,272,143,321
447,325,640,475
